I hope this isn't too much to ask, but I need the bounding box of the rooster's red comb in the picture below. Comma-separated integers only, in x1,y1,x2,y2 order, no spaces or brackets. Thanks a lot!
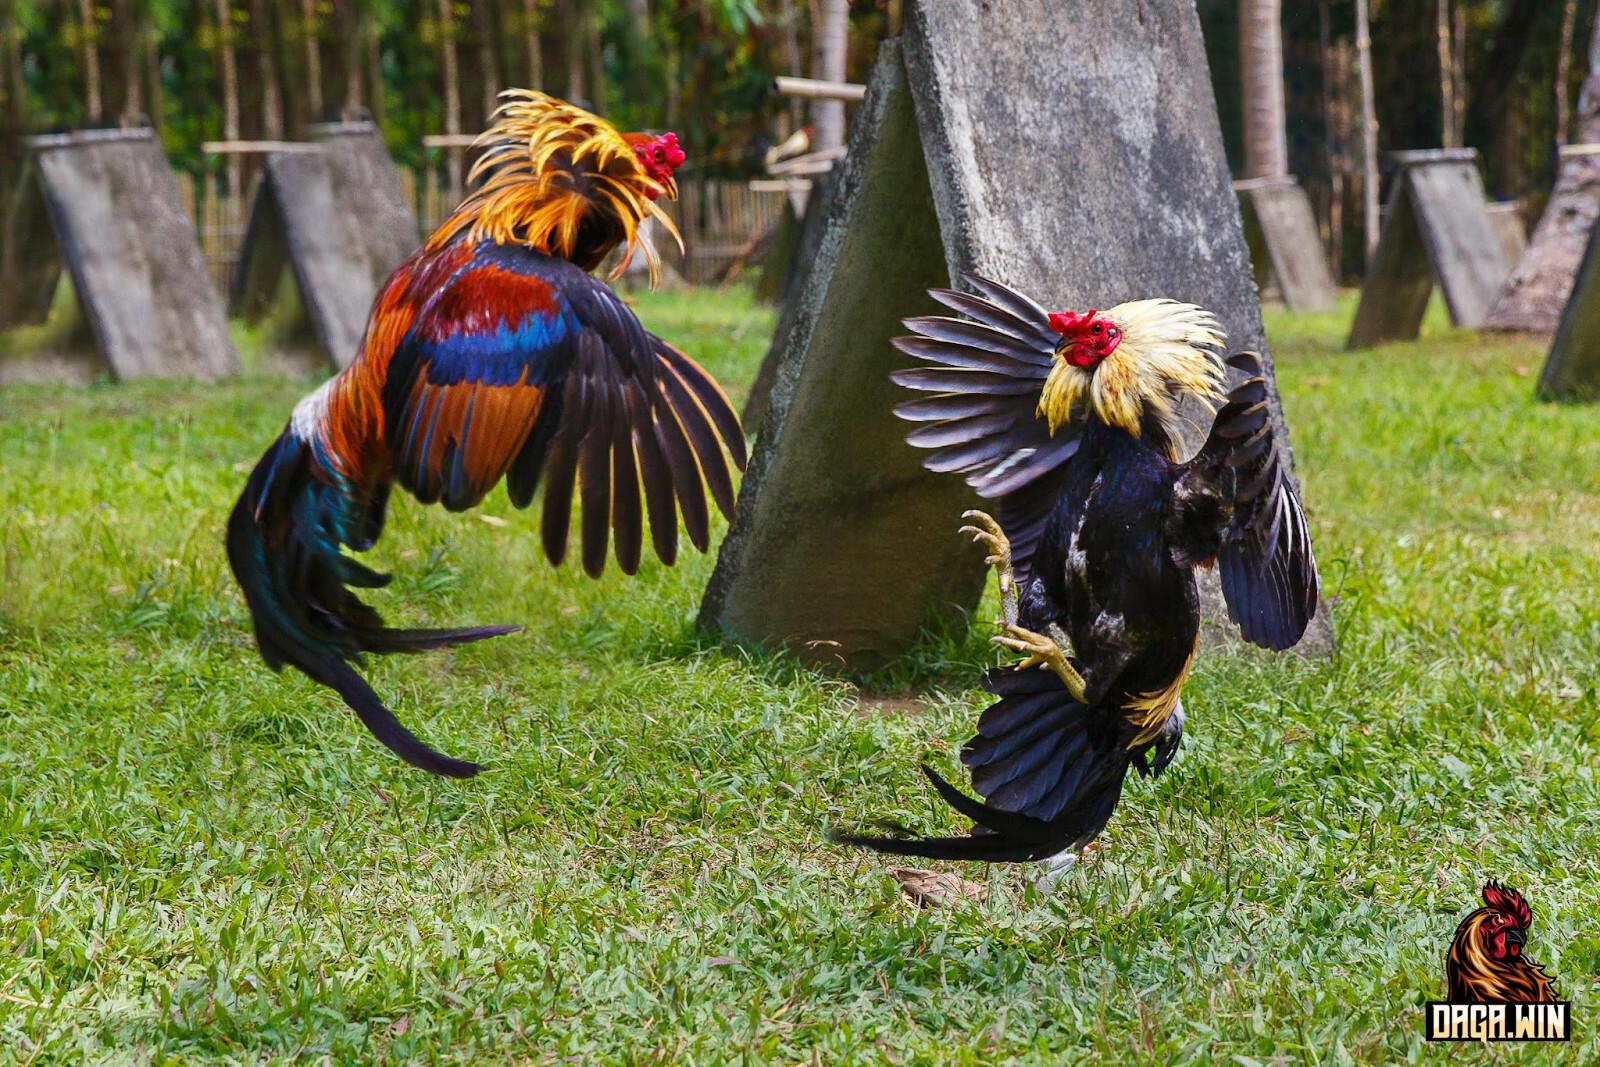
1047,309,1101,336
1482,880,1533,928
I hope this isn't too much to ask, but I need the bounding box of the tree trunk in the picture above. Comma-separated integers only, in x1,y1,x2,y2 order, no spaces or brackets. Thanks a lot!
1436,0,1456,148
583,0,605,114
473,0,503,120
216,0,241,200
1318,0,1343,278
438,0,463,193
1355,0,1380,260
1557,0,1579,146
250,0,283,138
522,0,543,89
1,0,22,134
113,0,143,125
1238,0,1287,180
301,0,323,120
777,0,803,133
1485,6,1600,333
77,0,102,123
561,0,586,103
811,0,848,152
333,0,365,119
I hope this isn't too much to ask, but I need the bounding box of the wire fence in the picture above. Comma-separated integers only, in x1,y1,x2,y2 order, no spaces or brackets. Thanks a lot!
175,170,787,295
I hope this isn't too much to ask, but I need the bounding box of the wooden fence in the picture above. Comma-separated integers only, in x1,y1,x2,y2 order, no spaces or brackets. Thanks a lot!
177,170,786,294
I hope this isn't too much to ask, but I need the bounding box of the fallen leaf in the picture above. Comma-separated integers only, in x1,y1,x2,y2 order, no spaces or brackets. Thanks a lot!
1513,365,1531,378
1278,725,1312,746
706,955,741,968
478,514,509,527
391,1017,410,1037
888,867,988,908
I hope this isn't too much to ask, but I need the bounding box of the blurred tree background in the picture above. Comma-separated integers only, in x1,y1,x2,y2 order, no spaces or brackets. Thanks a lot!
0,0,894,174
1,0,1595,281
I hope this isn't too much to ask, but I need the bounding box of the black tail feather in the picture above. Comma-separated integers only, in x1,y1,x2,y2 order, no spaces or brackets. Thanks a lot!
834,666,1145,864
227,430,517,777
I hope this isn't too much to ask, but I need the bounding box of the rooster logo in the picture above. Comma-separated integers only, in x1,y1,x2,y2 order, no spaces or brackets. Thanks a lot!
1445,880,1558,1004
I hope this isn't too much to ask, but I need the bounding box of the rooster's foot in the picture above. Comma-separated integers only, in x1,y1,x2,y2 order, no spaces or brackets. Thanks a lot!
960,509,1017,626
993,623,1087,702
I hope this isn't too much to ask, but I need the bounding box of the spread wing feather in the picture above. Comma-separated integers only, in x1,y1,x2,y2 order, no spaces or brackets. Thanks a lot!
384,248,745,579
890,273,1077,577
1174,351,1319,650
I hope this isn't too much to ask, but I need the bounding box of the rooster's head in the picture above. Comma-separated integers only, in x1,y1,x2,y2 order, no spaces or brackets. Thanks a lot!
1445,879,1558,1003
430,89,684,284
1037,299,1226,440
1479,880,1534,960
627,132,686,199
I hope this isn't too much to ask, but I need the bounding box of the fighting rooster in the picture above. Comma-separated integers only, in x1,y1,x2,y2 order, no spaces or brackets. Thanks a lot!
837,276,1318,861
227,92,745,778
1446,881,1559,1003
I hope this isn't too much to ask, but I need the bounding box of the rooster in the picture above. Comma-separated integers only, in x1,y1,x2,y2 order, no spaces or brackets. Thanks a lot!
1446,881,1559,1003
837,276,1318,861
226,91,746,778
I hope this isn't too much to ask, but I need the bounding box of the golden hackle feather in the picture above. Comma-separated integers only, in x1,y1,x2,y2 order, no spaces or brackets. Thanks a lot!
427,89,683,284
1038,299,1227,446
1124,640,1197,749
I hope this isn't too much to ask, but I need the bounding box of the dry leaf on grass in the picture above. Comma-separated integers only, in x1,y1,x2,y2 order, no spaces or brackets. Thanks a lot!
888,866,988,908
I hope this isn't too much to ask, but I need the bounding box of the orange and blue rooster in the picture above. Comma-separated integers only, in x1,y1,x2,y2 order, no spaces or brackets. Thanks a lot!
226,92,745,778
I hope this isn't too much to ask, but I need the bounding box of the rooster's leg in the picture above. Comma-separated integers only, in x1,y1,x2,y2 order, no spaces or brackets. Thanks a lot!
959,509,1018,627
993,623,1087,703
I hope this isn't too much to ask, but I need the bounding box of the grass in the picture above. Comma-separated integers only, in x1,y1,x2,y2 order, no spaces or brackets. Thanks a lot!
2,285,1599,1063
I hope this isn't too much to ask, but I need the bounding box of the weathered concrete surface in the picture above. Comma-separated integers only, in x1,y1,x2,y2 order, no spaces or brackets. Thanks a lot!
1539,218,1600,399
701,43,984,670
1349,151,1510,347
1487,202,1529,268
1,129,238,381
703,0,1331,667
1240,179,1337,312
232,123,417,370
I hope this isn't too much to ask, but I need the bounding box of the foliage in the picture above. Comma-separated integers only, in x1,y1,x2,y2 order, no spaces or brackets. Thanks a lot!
2,0,885,177
2,289,1598,1062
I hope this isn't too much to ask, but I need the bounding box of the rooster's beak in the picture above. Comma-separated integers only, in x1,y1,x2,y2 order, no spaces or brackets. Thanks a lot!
1505,928,1526,947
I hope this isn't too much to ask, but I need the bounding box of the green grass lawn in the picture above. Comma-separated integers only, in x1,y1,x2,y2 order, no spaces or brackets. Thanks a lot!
2,288,1598,1063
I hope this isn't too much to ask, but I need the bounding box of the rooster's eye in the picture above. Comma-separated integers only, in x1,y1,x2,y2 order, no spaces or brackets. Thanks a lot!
1091,324,1102,333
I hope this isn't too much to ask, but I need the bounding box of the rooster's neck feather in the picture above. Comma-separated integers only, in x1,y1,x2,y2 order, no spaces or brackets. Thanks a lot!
427,89,681,285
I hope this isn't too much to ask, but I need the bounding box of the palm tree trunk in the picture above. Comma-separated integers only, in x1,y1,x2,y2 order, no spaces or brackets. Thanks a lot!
811,0,848,152
583,0,605,114
521,0,543,88
1355,0,1380,259
777,0,802,133
216,0,241,201
437,0,463,192
250,0,283,137
1436,0,1456,148
301,0,323,120
113,0,143,125
77,0,102,123
1557,0,1579,146
1238,0,1287,180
